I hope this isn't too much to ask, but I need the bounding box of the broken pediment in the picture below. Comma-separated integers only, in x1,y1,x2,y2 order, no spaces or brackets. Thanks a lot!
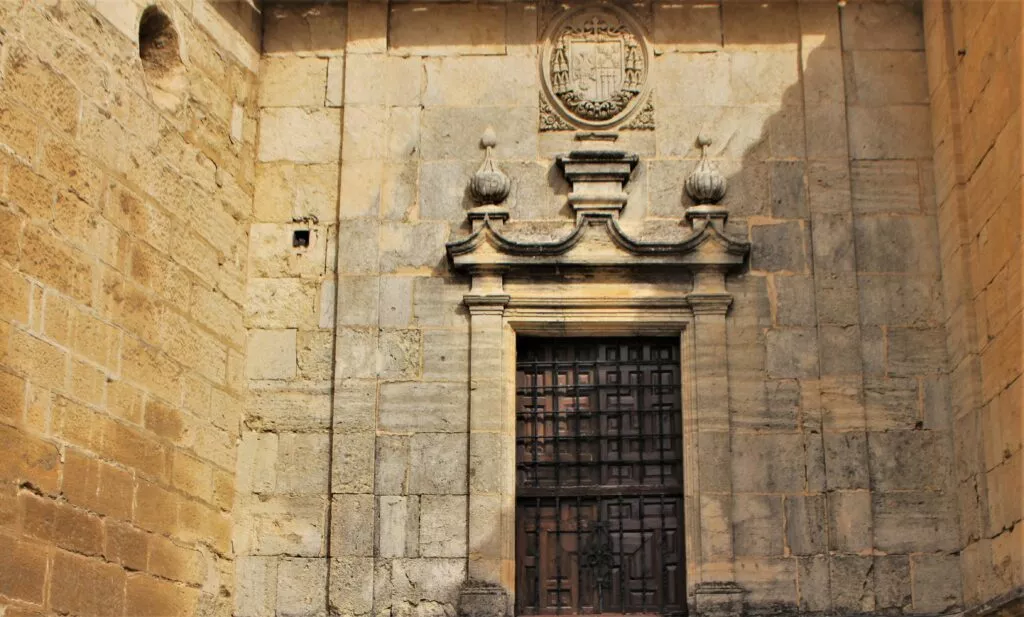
445,133,750,276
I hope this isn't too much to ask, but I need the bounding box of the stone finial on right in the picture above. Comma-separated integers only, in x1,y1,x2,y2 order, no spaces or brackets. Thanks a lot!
684,134,727,205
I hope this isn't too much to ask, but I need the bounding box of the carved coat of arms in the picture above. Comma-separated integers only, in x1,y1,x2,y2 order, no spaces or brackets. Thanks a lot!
541,6,652,130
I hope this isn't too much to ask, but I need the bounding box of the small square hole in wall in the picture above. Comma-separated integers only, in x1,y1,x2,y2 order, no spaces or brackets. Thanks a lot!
293,229,310,248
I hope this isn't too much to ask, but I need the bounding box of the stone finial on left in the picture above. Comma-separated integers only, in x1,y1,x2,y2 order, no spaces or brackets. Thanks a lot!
684,134,727,205
469,127,511,205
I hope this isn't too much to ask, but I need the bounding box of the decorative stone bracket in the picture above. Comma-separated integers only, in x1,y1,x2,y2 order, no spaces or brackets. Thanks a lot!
447,134,751,616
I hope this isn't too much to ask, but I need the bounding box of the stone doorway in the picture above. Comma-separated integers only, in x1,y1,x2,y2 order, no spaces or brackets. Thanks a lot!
514,338,687,616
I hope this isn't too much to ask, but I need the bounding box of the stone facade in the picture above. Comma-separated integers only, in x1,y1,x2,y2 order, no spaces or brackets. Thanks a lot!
0,1,1019,617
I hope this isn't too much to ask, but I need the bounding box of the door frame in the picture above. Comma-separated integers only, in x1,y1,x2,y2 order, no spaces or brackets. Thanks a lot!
464,291,737,616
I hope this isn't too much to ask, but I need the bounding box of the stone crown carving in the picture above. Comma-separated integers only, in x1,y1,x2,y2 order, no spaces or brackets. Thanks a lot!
540,6,652,130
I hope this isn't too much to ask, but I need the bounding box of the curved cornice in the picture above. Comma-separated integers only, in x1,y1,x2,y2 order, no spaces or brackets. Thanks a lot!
446,212,750,271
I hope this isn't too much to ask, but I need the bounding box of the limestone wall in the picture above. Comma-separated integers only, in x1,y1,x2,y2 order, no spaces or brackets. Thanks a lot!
0,1,259,616
235,4,346,616
238,1,963,616
923,0,1023,610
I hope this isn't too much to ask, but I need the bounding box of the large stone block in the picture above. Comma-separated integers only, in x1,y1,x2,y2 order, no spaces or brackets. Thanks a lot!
827,490,872,553
722,0,799,47
379,329,422,380
247,278,319,329
864,377,920,429
765,328,818,379
911,553,961,614
408,433,468,495
653,2,722,52
785,495,827,556
423,56,535,107
824,430,869,489
379,383,469,433
258,108,341,164
829,555,874,613
391,558,466,605
855,215,939,274
873,555,911,611
255,163,340,225
750,222,807,273
390,4,506,56
248,386,332,432
378,495,419,558
422,330,469,383
850,160,922,214
420,107,537,162
379,222,450,273
840,1,924,51
259,57,329,108
419,495,467,558
868,430,951,491
847,105,933,160
235,556,278,617
243,495,327,557
729,50,802,106
654,53,731,107
276,558,328,617
264,3,347,56
246,330,297,380
770,161,808,219
873,491,957,553
844,51,928,106
331,432,375,494
277,433,330,494
329,557,374,616
732,433,806,493
733,494,785,557
858,274,941,326
332,494,374,557
375,435,410,496
886,327,947,376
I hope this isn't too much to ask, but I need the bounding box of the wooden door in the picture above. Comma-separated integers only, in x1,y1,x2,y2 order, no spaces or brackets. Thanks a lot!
515,338,686,617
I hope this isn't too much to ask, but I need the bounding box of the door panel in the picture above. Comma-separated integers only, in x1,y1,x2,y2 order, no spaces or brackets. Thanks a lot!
515,338,685,616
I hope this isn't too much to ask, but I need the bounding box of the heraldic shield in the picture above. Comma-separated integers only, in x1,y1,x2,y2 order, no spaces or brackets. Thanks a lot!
542,5,651,129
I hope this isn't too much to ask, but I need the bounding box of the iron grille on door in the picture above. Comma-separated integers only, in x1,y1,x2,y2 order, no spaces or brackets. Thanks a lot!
515,338,685,616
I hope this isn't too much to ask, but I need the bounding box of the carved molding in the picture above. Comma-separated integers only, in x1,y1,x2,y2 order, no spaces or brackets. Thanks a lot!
447,212,748,270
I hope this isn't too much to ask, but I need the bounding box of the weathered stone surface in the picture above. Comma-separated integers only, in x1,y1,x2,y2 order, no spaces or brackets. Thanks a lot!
276,558,328,616
419,495,467,557
733,494,784,557
785,495,827,555
246,330,298,380
827,490,872,553
732,433,806,493
408,433,468,495
751,222,808,272
332,494,374,557
765,328,818,378
259,108,342,164
379,383,469,433
390,4,506,56
873,491,958,553
259,57,329,108
375,435,410,496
